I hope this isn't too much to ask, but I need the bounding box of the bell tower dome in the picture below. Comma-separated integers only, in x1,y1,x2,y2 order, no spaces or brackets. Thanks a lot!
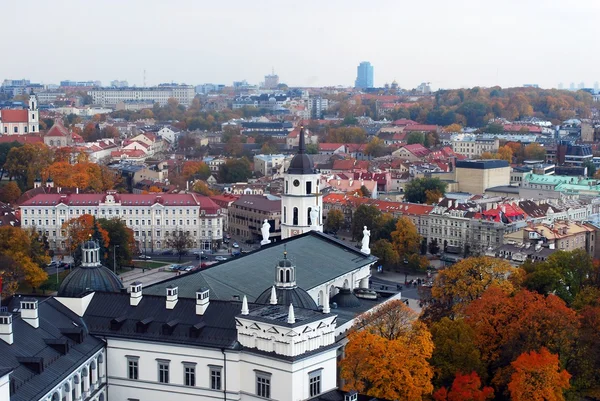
281,126,323,239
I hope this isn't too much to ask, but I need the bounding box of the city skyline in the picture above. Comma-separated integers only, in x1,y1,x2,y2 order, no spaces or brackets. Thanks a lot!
2,0,600,89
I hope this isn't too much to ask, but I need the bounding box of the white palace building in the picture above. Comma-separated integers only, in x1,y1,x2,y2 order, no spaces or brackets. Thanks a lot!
0,131,399,401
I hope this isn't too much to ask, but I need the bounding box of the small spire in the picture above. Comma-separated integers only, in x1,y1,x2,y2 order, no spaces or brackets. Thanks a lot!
287,303,295,324
298,125,306,154
241,295,249,315
269,286,278,305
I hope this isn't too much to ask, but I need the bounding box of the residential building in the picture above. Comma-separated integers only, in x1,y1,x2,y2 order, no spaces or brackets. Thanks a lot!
263,72,279,89
19,192,223,252
451,134,500,158
0,95,39,135
88,84,195,107
318,143,346,155
355,61,374,89
321,177,378,199
455,160,510,195
254,154,288,176
209,193,240,232
308,97,329,118
229,194,282,241
392,144,430,161
520,173,600,200
516,221,596,255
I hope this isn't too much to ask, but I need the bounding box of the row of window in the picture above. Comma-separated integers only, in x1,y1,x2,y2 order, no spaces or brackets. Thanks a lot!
3,125,36,133
127,358,321,398
23,208,218,220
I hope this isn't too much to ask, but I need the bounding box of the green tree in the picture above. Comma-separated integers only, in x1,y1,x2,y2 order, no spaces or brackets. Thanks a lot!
351,204,381,240
407,132,425,145
365,137,387,157
98,218,135,272
305,143,319,154
583,160,596,178
325,209,344,233
371,239,399,270
359,185,371,198
218,158,252,183
0,141,22,178
430,317,486,388
523,249,594,305
4,143,53,189
404,177,447,204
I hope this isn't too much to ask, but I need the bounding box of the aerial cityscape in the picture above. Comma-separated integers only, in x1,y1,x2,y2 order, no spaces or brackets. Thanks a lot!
1,1,600,401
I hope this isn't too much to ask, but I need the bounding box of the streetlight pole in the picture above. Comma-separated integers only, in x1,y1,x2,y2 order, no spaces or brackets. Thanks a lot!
113,245,120,274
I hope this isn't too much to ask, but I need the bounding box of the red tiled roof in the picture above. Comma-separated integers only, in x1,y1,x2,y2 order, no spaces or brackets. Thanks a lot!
402,144,430,157
332,159,356,171
20,192,219,213
393,119,418,126
44,121,70,137
0,135,43,144
0,109,28,123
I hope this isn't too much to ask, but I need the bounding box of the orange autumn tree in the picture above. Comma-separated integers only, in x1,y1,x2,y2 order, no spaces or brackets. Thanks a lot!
62,214,109,255
148,186,162,193
341,300,434,400
464,287,579,388
433,372,494,401
508,348,571,401
44,161,117,192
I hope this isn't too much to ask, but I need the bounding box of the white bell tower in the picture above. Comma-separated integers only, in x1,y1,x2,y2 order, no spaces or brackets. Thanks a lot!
281,127,322,239
28,94,39,133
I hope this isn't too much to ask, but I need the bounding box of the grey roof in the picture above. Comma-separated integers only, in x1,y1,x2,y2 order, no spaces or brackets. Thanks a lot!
232,195,281,213
83,292,243,349
144,231,376,301
0,297,104,401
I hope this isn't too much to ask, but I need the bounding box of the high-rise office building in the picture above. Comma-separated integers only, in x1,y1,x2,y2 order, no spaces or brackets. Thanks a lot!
355,61,374,89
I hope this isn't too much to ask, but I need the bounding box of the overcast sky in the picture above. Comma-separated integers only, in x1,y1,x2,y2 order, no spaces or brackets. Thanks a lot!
4,0,599,90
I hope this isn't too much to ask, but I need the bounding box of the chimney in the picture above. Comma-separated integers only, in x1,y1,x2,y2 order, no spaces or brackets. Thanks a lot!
344,390,358,401
196,288,210,315
130,282,142,306
287,304,296,324
166,285,178,309
20,298,39,328
241,295,249,315
0,312,13,344
322,292,330,314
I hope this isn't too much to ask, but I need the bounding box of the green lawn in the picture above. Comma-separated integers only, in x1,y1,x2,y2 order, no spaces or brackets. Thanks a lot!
132,260,169,269
18,270,71,295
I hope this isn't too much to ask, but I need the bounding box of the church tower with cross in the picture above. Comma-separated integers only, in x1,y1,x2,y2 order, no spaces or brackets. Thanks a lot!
281,126,323,239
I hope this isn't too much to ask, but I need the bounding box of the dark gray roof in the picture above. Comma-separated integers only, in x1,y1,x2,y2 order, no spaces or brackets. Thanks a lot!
0,297,104,401
83,292,242,349
58,265,124,297
485,185,520,194
144,231,376,301
456,159,509,169
288,127,315,175
232,195,281,213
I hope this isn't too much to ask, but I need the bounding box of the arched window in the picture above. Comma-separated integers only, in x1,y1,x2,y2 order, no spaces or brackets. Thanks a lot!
285,269,291,283
285,181,289,194
293,207,298,225
306,181,312,195
283,206,286,224
307,207,312,225
279,270,284,283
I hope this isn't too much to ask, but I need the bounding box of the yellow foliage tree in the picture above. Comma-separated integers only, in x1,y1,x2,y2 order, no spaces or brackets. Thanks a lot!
431,256,516,313
62,214,110,255
0,226,49,293
341,300,434,400
390,216,423,268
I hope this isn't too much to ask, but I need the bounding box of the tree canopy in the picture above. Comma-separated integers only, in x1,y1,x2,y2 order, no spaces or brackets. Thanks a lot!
404,177,447,204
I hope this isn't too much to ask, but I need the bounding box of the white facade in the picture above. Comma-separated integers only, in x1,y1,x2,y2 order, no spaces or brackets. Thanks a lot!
0,95,39,135
88,85,195,107
20,192,223,251
281,172,323,239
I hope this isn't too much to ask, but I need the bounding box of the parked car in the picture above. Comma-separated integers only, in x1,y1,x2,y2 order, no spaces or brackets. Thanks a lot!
160,250,174,255
232,242,239,248
215,256,228,261
59,262,71,269
138,255,152,260
47,261,59,269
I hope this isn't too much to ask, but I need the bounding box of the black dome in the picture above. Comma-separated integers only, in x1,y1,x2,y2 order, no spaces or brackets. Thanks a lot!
278,259,293,268
255,286,318,310
287,126,315,175
288,153,315,175
58,265,124,297
331,287,361,308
